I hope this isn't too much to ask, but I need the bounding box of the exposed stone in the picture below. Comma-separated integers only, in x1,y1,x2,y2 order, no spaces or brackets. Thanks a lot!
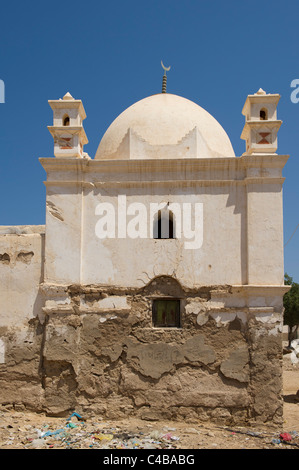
196,313,209,326
182,335,215,364
220,346,250,383
126,339,184,379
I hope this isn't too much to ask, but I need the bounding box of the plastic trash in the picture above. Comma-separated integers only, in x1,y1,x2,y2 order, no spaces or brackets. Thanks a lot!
35,429,44,438
66,412,84,421
280,432,292,442
272,438,281,445
149,430,161,440
162,432,180,441
66,422,77,429
93,433,114,441
42,428,65,437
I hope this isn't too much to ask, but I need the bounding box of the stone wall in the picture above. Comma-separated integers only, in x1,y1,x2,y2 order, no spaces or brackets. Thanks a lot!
0,273,285,427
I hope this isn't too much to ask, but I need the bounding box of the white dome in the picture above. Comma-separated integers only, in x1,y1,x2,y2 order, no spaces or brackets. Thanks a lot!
95,93,235,160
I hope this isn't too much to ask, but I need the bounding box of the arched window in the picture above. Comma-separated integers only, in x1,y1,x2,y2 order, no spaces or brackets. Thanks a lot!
63,114,70,126
153,209,175,239
260,108,268,120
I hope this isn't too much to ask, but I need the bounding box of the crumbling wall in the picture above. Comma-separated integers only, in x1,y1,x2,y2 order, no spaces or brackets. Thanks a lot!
0,264,284,426
0,226,45,411
38,277,283,426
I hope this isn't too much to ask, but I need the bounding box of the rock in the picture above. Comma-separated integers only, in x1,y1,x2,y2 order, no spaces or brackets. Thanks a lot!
186,428,200,434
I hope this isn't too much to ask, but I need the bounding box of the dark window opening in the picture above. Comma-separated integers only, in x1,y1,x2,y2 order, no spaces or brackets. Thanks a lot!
152,299,181,327
260,108,267,120
154,210,175,239
63,115,70,126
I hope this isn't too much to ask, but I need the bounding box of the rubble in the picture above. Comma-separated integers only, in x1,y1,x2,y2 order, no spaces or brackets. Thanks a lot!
0,409,298,450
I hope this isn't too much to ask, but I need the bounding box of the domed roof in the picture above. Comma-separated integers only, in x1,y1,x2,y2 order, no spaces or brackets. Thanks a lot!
95,93,235,160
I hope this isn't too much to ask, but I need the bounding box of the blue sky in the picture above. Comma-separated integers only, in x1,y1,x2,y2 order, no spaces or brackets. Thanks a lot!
0,0,298,281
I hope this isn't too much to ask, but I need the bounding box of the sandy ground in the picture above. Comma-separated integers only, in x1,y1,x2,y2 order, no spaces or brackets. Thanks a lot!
0,357,298,451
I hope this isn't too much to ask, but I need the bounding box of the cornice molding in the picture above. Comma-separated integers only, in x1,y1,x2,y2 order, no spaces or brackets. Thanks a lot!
39,154,289,174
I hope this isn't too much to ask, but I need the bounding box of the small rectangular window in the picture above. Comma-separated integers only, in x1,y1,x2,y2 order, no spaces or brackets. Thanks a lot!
152,299,181,327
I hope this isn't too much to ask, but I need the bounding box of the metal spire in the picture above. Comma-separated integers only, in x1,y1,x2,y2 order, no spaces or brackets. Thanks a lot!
161,60,171,93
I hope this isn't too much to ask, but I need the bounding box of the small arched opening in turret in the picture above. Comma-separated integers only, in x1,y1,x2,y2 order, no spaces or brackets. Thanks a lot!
63,114,70,126
260,108,268,120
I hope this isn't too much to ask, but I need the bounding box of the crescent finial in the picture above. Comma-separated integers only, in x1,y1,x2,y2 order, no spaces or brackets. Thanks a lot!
161,60,171,75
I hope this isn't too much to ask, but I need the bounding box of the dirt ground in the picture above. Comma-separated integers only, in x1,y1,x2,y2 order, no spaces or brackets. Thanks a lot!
0,356,298,451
